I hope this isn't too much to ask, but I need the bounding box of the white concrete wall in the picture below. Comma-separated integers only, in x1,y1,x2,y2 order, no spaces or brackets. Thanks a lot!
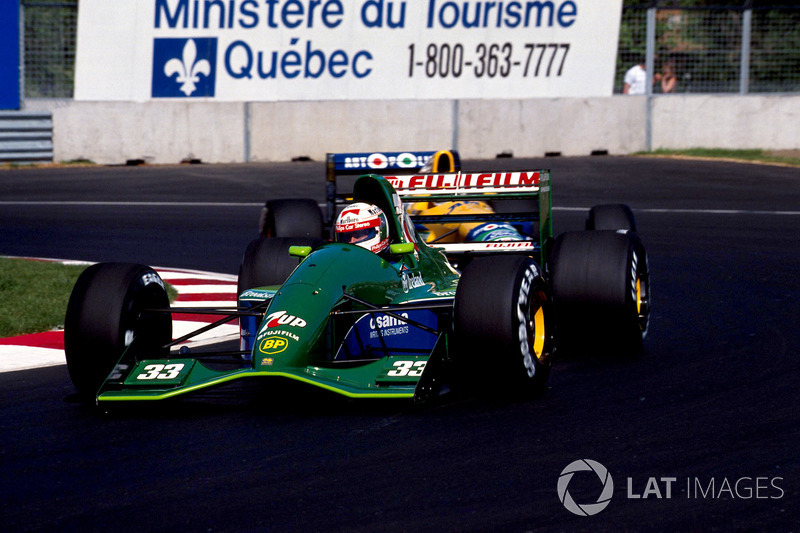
51,95,799,165
652,95,800,151
54,101,246,164
247,100,455,162
457,97,649,158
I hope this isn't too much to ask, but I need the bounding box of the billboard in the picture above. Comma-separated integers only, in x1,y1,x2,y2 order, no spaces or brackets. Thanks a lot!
75,0,623,102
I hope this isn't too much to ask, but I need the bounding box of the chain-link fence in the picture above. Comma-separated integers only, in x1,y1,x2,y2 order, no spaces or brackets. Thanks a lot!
616,4,800,94
23,1,77,99
19,1,800,99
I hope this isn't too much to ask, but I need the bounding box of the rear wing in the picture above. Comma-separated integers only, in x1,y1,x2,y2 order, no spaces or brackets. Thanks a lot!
387,170,553,265
325,150,460,224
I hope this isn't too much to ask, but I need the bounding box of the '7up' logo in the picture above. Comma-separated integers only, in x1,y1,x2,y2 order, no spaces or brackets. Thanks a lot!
152,38,217,98
266,311,307,329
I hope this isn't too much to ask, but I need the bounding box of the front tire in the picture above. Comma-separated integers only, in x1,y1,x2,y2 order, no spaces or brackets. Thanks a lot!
454,255,555,396
238,236,320,294
64,263,172,399
259,199,324,239
586,204,637,232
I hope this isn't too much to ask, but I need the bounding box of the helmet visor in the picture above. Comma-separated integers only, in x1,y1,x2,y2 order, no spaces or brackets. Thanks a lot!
336,226,377,245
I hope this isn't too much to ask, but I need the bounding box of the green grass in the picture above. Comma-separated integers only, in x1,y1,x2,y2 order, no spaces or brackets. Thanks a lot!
0,258,178,338
0,159,96,171
639,148,800,167
0,258,89,337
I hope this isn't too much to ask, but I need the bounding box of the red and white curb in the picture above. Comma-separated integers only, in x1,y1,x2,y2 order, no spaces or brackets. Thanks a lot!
0,263,239,373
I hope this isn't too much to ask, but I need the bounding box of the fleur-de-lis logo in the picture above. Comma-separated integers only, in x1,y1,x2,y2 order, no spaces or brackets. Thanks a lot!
164,39,211,96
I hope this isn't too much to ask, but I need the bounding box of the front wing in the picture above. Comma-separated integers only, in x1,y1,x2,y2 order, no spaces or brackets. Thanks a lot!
93,301,450,404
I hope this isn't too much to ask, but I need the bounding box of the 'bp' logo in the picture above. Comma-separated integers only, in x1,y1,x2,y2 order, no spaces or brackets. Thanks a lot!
260,336,289,355
152,38,217,98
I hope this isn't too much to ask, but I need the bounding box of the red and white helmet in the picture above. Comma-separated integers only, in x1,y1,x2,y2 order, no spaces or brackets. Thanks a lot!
334,202,390,253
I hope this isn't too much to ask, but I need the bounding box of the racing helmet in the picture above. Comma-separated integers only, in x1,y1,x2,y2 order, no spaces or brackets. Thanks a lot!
334,202,390,253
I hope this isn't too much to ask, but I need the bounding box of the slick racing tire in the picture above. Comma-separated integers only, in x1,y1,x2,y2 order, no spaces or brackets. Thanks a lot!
585,204,637,232
549,230,650,355
454,255,555,396
259,199,324,239
64,263,172,399
238,236,320,294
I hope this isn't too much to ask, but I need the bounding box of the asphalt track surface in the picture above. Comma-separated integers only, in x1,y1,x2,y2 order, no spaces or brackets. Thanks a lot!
1,157,799,532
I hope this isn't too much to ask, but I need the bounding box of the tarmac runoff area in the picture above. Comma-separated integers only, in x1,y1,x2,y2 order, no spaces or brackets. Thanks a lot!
0,261,239,373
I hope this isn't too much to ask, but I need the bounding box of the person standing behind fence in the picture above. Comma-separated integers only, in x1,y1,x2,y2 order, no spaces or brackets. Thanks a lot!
623,61,647,94
659,60,677,93
623,59,677,94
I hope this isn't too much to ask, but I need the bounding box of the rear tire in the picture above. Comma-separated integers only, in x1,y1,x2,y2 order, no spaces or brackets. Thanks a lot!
586,204,637,232
259,199,324,239
237,236,320,294
64,263,172,399
454,255,555,396
549,230,650,355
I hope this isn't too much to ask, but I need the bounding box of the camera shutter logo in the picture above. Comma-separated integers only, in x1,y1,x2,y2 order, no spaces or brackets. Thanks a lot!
557,459,614,516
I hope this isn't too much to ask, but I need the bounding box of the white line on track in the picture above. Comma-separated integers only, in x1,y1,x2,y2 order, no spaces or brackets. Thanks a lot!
171,301,238,308
157,271,238,281
0,201,263,207
0,345,66,372
170,284,238,295
3,201,799,216
172,321,239,340
553,206,800,216
641,208,800,216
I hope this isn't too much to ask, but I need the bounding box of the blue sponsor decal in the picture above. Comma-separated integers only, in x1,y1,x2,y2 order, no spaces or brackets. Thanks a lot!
152,38,217,98
466,222,524,242
336,309,438,360
332,152,438,172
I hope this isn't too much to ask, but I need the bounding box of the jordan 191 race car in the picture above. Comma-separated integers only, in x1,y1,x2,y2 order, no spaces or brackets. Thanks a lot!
64,151,650,406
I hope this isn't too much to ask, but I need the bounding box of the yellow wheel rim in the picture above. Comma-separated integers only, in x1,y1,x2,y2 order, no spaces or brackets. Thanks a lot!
532,306,546,359
636,277,642,314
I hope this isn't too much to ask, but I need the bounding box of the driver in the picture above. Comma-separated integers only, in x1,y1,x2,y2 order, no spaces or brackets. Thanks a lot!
405,200,526,244
334,202,390,254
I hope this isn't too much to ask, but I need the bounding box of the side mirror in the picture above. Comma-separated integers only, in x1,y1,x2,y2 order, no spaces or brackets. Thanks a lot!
289,246,312,258
389,242,415,255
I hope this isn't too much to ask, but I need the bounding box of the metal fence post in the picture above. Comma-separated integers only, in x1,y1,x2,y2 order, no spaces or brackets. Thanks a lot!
244,101,251,163
645,5,656,151
451,99,459,152
740,7,752,95
645,6,656,97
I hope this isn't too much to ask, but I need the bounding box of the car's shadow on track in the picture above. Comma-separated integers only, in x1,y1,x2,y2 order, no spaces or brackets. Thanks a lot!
63,380,422,419
61,376,568,421
553,343,647,367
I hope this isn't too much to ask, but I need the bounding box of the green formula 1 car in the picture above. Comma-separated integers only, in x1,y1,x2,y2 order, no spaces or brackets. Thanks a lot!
64,169,650,406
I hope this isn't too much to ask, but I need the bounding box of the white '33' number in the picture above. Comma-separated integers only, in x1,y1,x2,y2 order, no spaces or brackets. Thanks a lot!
137,363,185,380
387,360,426,377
